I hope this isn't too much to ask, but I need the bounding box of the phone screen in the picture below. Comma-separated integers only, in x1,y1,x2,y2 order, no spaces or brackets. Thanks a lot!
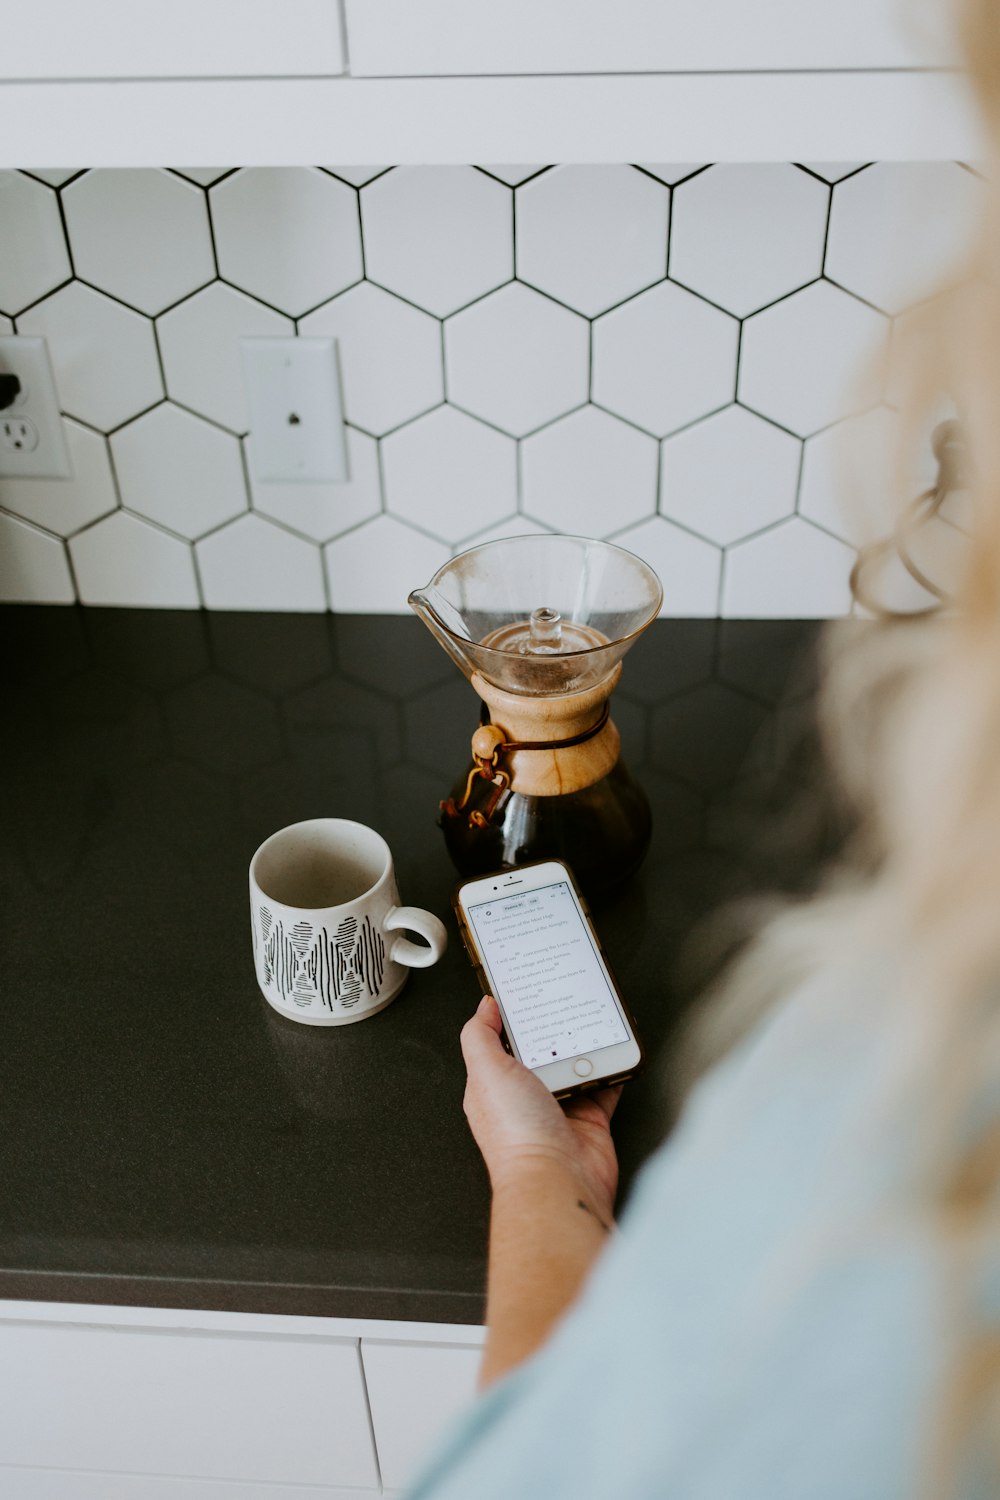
466,879,630,1067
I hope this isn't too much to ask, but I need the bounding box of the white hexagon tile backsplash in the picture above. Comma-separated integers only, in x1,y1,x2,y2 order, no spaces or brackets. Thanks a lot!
0,163,981,615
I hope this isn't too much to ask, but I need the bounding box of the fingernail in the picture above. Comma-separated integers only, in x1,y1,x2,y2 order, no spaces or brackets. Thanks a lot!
478,995,491,1011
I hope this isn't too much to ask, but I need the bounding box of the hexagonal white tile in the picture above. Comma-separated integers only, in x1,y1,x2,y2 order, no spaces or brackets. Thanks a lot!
249,425,381,541
517,166,669,316
670,164,828,318
361,167,512,317
382,405,516,543
660,405,801,546
825,162,981,315
637,164,706,184
477,166,547,186
111,403,247,540
522,406,658,536
738,281,887,437
0,172,71,314
800,163,866,183
18,283,163,431
722,516,854,617
458,514,551,549
0,314,11,336
158,282,292,434
212,168,363,317
0,511,75,602
445,282,587,437
196,513,326,610
63,169,214,315
69,511,199,607
300,282,443,435
592,280,738,437
798,406,920,546
0,417,117,536
322,166,392,186
324,514,450,612
611,515,721,617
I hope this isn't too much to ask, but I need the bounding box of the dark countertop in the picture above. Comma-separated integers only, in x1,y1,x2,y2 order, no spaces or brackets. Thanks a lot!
0,607,834,1324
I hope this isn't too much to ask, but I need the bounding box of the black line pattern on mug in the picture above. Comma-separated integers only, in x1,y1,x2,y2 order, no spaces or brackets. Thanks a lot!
259,908,387,1012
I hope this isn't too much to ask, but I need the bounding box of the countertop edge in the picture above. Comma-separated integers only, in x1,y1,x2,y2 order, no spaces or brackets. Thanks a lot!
0,1271,485,1327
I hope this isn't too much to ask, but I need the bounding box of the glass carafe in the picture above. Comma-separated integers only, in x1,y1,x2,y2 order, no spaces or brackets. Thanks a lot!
409,535,662,900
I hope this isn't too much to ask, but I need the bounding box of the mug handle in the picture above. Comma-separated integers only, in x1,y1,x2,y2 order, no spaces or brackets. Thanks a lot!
384,906,448,968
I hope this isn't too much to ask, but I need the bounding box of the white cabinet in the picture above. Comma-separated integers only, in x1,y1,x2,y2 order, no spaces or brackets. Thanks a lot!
362,1340,483,1493
0,1303,484,1497
345,0,953,76
0,0,978,166
5,0,345,79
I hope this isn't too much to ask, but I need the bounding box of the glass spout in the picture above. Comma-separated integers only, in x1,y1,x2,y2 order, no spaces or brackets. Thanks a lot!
406,584,480,681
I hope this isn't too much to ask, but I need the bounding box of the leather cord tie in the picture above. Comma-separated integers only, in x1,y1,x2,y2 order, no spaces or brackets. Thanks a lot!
440,702,611,829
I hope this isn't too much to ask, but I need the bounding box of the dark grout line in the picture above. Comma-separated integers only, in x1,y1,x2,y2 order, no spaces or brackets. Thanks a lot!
214,275,298,323
103,398,169,438
733,320,744,402
203,184,222,279
150,320,170,403
510,179,518,281
820,272,892,319
189,535,209,608
374,433,388,515
819,180,834,277
52,182,77,279
12,275,76,321
792,435,807,516
732,398,806,442
62,533,83,604
355,186,367,280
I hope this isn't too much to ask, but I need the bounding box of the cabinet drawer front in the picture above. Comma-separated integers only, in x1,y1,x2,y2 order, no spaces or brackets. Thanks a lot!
0,1324,378,1488
6,0,344,79
0,1473,377,1500
362,1340,482,1491
345,0,950,75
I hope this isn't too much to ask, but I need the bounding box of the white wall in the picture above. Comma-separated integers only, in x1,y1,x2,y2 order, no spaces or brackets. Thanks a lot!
0,162,978,617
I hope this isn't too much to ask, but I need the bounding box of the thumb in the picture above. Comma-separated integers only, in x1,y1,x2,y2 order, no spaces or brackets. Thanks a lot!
477,994,503,1034
460,996,506,1070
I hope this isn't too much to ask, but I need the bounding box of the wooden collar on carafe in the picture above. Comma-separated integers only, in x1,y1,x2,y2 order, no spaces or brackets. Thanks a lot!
470,664,622,797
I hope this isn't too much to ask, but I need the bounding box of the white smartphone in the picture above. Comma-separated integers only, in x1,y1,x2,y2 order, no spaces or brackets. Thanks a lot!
453,859,644,1098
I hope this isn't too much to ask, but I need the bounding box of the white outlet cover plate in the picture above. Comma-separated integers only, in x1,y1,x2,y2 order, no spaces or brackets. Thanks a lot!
240,336,348,484
0,335,72,479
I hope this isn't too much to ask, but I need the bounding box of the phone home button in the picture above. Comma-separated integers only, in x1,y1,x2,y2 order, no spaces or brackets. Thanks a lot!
573,1057,594,1078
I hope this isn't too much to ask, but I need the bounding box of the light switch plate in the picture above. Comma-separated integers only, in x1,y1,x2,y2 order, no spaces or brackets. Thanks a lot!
0,335,72,480
240,336,348,484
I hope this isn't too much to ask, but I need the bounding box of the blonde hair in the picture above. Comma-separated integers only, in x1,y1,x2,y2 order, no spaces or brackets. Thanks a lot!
679,1,1000,1485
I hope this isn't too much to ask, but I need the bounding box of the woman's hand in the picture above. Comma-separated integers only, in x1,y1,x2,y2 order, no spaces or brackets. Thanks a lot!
460,995,622,1223
461,996,625,1386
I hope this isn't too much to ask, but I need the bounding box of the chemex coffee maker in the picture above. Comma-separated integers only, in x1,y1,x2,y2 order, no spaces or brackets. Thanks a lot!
409,535,663,899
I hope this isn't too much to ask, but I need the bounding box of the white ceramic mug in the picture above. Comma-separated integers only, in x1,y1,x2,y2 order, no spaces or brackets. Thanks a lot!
249,818,447,1026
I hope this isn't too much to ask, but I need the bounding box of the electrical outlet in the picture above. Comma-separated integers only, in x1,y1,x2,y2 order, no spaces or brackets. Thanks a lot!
2,417,40,453
0,336,72,480
240,336,348,484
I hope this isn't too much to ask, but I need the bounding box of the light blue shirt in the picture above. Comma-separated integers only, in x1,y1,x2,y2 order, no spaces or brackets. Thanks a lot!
409,964,982,1499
